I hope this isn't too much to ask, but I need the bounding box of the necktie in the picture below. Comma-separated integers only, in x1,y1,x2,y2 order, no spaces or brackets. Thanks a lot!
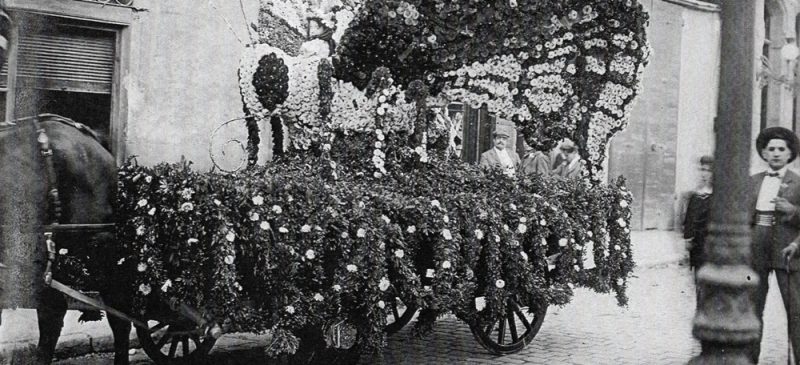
767,172,780,178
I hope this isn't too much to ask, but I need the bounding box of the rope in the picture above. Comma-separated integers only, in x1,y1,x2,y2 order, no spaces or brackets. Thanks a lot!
206,0,246,46
239,0,256,43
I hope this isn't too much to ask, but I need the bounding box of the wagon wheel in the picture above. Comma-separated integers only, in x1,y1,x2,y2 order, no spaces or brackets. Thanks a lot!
468,296,547,355
136,318,217,365
384,295,418,335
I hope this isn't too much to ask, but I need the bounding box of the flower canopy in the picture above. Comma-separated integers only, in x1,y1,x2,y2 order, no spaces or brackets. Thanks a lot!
240,0,650,181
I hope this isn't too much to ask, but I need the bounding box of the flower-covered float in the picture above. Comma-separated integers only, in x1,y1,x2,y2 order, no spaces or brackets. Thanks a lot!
113,0,649,362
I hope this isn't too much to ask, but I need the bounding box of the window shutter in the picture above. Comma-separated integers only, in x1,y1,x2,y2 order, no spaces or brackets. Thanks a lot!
1,27,115,93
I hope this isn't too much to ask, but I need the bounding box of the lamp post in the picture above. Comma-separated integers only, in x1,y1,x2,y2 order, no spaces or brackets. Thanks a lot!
690,2,761,364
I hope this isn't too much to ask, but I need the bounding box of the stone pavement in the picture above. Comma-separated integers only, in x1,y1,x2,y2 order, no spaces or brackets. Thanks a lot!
4,230,793,364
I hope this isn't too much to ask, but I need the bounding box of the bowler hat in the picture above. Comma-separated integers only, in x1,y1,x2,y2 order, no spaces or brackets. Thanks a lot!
756,127,800,163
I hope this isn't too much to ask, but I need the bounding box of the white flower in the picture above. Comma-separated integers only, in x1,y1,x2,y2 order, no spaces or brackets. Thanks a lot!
431,200,441,209
279,227,289,233
495,279,506,289
302,249,315,260
494,234,501,243
252,195,264,206
559,238,568,247
616,278,624,286
137,199,148,207
272,205,283,214
301,224,312,233
407,225,417,234
139,284,151,295
426,268,435,278
540,219,547,226
250,212,260,221
617,218,627,228
226,231,236,242
145,175,152,183
442,260,452,269
137,262,147,272
160,279,172,292
213,199,222,206
381,215,391,224
521,252,529,261
286,305,295,314
260,221,271,230
379,277,390,291
314,293,324,302
442,229,453,240
225,255,235,265
614,245,621,251
187,238,198,244
357,228,367,238
475,296,487,311
443,215,450,223
620,200,629,208
574,264,581,272
58,248,68,255
148,207,156,216
136,226,146,236
346,264,358,272
517,224,527,234
475,229,484,240
333,284,342,292
378,300,386,309
341,232,349,239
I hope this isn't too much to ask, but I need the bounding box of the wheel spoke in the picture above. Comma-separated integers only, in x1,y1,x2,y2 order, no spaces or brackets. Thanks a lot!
182,337,190,357
511,302,532,331
391,300,401,321
497,316,506,344
149,322,168,332
156,330,171,349
168,338,179,357
484,318,498,337
507,307,518,342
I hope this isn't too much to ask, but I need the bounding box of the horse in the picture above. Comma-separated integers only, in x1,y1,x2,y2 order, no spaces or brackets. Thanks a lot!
0,115,132,365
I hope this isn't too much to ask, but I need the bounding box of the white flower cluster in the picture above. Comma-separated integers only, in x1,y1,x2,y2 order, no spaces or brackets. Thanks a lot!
389,1,420,26
525,74,573,114
583,38,607,50
610,55,636,77
414,132,429,163
373,129,388,178
278,57,323,150
329,80,375,132
595,82,633,117
528,59,566,75
547,45,577,60
612,32,636,49
584,56,606,75
578,5,599,24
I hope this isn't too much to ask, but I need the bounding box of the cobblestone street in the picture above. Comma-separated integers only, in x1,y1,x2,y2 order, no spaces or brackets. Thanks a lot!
50,262,793,364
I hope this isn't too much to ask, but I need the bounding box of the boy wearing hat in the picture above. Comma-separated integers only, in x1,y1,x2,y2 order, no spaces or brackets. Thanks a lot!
553,139,582,179
749,127,800,363
480,130,520,177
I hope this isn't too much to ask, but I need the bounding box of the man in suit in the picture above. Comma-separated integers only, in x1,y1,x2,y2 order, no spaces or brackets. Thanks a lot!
553,139,582,179
480,131,520,177
749,127,800,364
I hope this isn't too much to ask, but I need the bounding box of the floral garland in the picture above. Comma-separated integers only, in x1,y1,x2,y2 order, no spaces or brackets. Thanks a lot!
115,153,634,357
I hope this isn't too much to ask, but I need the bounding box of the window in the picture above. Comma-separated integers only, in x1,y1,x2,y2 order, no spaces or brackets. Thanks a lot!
3,12,119,151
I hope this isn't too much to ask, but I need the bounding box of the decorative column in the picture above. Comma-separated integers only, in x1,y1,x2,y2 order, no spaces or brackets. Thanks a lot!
690,1,761,364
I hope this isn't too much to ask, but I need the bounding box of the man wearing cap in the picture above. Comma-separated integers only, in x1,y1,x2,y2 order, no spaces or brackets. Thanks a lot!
748,126,800,363
520,141,551,176
553,139,582,179
480,130,520,177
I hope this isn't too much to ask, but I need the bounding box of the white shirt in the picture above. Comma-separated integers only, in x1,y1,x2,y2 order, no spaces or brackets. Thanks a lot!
495,148,515,177
755,166,788,211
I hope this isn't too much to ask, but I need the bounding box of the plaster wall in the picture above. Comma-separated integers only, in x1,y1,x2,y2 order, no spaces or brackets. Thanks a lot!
122,0,267,171
673,7,720,214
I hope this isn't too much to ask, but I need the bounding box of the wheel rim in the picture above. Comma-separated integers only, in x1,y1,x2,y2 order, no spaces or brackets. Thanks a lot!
469,297,547,355
136,319,217,364
385,295,417,335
